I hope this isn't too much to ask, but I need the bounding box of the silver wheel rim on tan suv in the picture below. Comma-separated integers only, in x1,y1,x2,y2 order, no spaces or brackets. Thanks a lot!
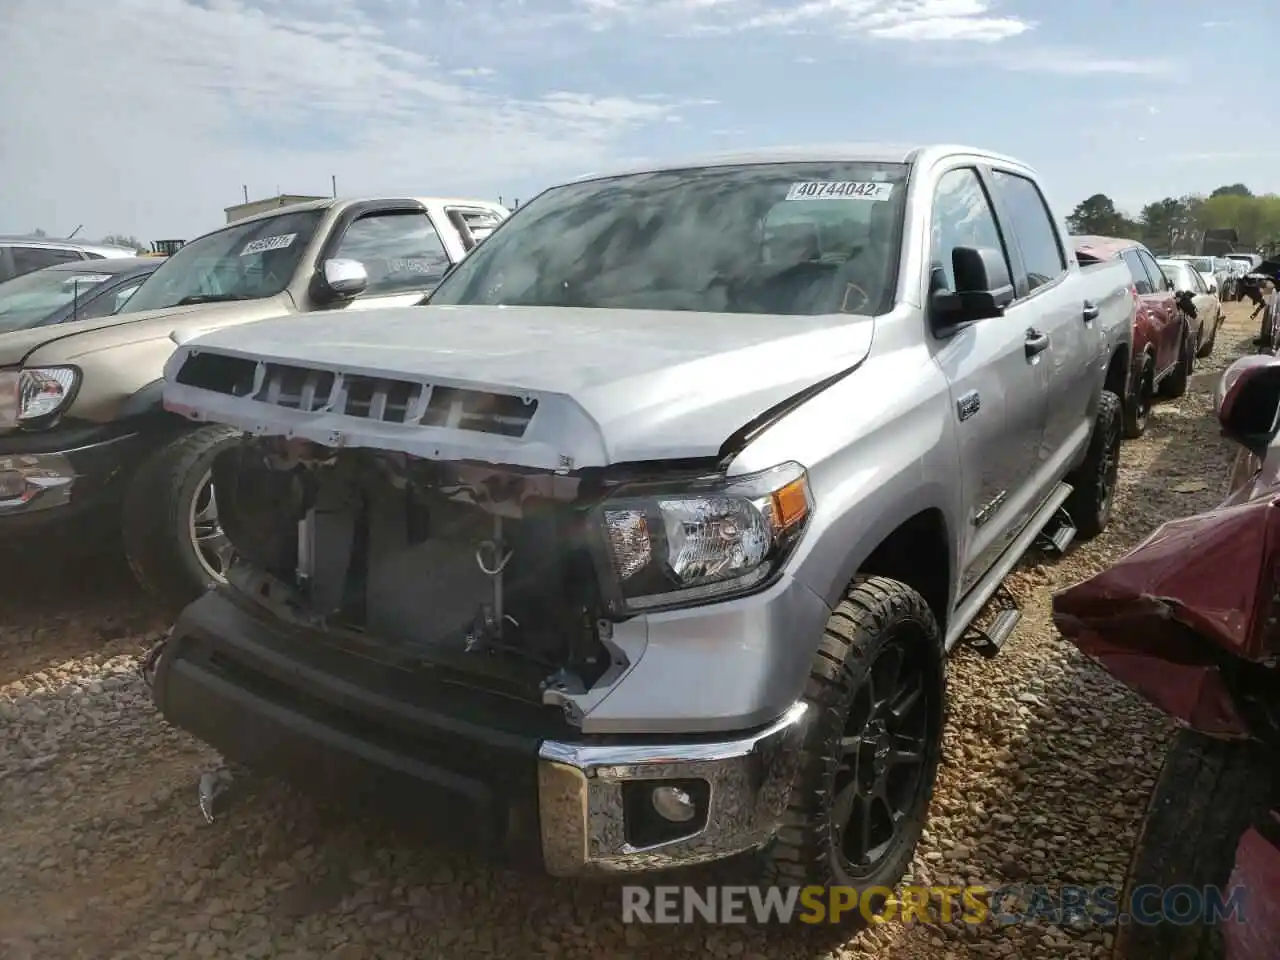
188,470,233,584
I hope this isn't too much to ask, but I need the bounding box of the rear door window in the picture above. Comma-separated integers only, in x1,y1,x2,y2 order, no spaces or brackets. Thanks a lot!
446,207,506,248
987,171,1067,293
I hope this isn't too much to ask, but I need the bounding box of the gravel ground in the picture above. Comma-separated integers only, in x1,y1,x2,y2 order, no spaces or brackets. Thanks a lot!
0,302,1260,960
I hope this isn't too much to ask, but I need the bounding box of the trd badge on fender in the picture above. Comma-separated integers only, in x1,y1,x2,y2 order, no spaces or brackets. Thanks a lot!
956,390,981,422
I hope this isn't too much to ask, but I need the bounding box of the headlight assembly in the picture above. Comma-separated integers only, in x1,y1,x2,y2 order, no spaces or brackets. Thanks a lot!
0,367,80,429
597,461,813,613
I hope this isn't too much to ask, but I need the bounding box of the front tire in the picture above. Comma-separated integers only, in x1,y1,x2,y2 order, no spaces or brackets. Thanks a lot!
760,577,945,923
1112,728,1274,960
122,425,241,611
1067,389,1122,541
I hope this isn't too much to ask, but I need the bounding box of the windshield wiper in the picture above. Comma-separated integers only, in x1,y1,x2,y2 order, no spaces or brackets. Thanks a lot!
174,293,252,306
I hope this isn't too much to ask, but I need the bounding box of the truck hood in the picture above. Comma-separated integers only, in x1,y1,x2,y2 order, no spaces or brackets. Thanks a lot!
163,304,877,471
1,297,293,366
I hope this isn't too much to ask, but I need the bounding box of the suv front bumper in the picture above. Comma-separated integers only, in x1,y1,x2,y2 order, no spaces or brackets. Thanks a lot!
0,426,142,529
151,590,810,876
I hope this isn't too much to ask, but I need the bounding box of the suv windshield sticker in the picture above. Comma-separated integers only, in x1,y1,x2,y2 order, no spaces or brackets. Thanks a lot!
66,275,112,285
240,233,298,257
785,181,894,201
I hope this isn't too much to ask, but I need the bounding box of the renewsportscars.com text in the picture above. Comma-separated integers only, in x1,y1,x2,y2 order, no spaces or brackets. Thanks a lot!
621,884,1248,926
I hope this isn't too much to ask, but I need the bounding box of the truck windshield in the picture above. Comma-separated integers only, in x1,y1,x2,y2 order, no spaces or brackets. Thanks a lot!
120,209,324,313
0,268,115,332
428,161,909,316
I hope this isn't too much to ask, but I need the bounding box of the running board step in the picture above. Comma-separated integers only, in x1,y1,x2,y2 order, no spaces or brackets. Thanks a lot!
945,480,1073,653
1034,506,1077,557
962,584,1022,659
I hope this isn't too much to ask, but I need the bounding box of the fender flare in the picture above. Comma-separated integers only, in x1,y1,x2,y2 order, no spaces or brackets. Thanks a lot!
117,378,170,420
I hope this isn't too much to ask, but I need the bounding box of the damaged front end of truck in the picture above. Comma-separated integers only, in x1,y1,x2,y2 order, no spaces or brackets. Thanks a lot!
159,344,814,724
142,313,857,873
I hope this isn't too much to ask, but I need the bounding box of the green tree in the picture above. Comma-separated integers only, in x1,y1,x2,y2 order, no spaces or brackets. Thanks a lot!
1211,183,1253,198
1066,193,1139,238
1138,197,1194,253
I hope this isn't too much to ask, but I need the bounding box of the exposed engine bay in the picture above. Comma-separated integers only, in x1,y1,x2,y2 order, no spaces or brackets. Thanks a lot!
210,437,621,712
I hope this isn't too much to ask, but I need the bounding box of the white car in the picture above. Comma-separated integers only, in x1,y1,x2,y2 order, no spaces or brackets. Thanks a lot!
1167,254,1220,295
1226,252,1263,273
1158,257,1223,357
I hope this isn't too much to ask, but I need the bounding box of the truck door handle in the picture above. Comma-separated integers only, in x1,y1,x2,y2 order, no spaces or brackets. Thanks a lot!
1025,329,1050,357
1082,301,1100,322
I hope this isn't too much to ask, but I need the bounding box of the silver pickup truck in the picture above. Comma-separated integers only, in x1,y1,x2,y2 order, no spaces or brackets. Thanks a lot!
149,144,1135,902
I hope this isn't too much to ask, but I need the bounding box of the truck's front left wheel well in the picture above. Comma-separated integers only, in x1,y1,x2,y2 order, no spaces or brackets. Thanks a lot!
856,509,950,634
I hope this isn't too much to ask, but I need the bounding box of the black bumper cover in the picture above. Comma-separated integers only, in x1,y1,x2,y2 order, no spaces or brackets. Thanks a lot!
152,589,577,865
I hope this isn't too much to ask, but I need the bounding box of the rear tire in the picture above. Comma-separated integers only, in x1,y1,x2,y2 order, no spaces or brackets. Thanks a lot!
1067,389,1122,540
1112,728,1274,960
1123,362,1152,440
759,576,945,926
1197,315,1218,358
122,425,241,612
1159,325,1193,399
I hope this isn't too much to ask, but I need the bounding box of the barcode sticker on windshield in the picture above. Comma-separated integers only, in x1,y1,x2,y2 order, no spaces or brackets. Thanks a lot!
240,233,297,256
785,181,894,201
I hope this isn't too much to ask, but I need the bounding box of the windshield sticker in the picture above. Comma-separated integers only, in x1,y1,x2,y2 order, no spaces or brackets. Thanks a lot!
66,275,112,285
240,233,298,257
785,181,894,202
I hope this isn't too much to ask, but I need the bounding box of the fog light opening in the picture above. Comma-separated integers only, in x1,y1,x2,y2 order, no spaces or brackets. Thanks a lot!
651,785,697,823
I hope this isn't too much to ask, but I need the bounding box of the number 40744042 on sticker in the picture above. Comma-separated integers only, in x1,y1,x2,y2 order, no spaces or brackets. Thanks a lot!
785,181,894,201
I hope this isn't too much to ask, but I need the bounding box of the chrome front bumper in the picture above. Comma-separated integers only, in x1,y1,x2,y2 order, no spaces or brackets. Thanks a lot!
536,701,809,875
0,450,75,515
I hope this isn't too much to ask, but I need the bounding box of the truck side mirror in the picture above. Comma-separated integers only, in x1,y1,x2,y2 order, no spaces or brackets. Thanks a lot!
313,258,368,304
930,245,1015,336
1217,356,1280,456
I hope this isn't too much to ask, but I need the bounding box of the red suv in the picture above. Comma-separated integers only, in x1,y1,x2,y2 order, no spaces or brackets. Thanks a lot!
1071,235,1190,438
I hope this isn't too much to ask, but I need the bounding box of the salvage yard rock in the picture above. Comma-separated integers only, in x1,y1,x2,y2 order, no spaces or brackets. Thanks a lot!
0,302,1260,959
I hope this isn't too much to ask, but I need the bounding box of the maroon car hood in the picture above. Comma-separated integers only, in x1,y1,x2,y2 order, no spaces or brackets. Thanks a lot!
1052,494,1280,737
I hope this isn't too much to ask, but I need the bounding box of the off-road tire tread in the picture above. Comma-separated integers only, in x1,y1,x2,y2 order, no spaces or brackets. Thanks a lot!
1113,728,1273,960
122,425,240,611
1067,389,1122,541
760,576,945,911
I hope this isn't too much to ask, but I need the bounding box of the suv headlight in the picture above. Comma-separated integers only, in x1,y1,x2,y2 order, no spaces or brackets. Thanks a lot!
597,461,813,613
0,367,80,429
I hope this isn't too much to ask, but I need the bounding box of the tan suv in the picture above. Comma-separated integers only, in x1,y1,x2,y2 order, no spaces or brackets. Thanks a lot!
0,196,508,607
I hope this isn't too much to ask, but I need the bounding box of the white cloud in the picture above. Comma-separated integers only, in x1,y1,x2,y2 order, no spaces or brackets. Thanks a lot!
576,0,1031,42
0,0,705,240
990,48,1174,76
